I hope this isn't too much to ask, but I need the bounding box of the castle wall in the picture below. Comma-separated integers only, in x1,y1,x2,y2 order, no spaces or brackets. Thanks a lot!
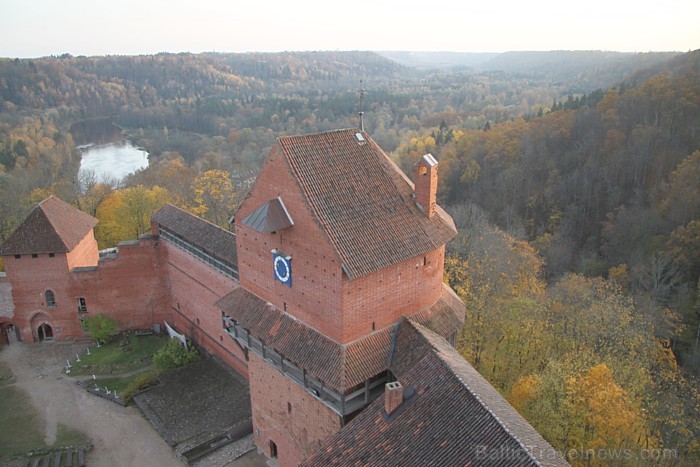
161,241,248,376
248,352,342,467
341,245,445,342
235,146,345,342
2,222,250,382
70,237,169,332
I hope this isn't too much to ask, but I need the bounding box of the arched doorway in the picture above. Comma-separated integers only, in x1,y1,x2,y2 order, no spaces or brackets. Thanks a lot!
38,323,53,341
30,313,54,343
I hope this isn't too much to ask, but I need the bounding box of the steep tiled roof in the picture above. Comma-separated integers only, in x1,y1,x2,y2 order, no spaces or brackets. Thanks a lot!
277,129,457,280
152,204,237,268
304,320,569,467
410,283,465,337
215,286,464,393
0,196,98,256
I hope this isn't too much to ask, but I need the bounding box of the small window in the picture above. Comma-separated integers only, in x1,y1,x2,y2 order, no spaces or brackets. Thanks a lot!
14,254,20,259
287,402,292,413
49,253,55,258
32,254,38,259
45,290,56,307
423,256,428,266
77,297,87,314
270,440,278,459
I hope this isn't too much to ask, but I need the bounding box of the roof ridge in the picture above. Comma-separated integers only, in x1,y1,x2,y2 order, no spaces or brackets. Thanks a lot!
37,194,57,206
278,128,358,141
405,319,545,467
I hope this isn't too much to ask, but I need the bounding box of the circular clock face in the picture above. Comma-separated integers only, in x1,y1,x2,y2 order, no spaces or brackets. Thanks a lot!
274,255,290,282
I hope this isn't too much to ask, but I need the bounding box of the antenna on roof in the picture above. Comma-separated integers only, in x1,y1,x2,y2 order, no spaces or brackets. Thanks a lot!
357,80,365,132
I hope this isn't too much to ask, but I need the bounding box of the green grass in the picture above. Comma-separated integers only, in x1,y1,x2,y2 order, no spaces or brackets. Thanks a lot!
94,369,154,394
69,334,167,376
0,370,88,459
94,369,160,403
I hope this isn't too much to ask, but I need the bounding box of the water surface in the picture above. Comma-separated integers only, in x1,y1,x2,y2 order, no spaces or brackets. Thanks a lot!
71,119,149,182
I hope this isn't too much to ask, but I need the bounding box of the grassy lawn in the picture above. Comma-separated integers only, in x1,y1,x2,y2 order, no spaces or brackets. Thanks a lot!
69,334,167,376
0,363,88,460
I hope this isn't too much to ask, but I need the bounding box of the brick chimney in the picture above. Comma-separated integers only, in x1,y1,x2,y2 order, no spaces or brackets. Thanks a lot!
385,381,403,415
414,154,438,218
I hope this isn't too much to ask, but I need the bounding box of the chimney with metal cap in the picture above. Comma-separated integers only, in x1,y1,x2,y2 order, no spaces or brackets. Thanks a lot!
414,154,439,218
385,381,404,415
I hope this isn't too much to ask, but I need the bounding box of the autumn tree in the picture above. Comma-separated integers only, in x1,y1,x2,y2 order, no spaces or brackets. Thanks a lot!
189,169,237,227
75,169,116,217
95,185,171,247
567,364,646,452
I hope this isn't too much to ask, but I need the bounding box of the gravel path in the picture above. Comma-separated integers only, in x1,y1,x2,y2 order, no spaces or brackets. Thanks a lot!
0,342,182,467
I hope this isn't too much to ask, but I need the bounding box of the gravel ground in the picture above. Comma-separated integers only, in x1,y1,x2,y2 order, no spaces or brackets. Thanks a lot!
134,357,252,448
1,342,267,467
0,341,182,466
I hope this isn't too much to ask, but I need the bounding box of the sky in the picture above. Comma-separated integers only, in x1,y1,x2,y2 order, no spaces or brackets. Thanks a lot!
1,0,698,58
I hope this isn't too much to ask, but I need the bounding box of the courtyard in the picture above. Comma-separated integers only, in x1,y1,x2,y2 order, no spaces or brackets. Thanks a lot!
0,341,265,467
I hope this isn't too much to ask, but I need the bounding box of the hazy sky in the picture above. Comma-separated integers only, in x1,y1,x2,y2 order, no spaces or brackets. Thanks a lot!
1,0,698,58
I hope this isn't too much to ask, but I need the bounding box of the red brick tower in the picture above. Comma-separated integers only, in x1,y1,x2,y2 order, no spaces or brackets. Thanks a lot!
0,196,99,342
219,129,464,466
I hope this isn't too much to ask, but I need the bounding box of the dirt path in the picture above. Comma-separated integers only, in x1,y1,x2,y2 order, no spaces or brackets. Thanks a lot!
0,342,182,466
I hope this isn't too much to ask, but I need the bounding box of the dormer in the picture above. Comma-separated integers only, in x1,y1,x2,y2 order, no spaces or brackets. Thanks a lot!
240,197,294,234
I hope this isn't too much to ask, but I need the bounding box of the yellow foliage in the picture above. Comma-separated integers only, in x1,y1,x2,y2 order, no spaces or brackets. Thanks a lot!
95,185,171,247
509,374,540,411
608,264,630,292
189,169,237,227
567,363,646,451
29,187,54,205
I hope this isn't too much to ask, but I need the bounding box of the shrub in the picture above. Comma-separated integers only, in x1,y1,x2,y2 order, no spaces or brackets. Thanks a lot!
81,314,119,344
152,338,199,371
121,370,159,403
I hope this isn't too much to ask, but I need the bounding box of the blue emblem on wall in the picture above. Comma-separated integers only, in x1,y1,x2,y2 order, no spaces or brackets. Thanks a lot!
272,250,292,286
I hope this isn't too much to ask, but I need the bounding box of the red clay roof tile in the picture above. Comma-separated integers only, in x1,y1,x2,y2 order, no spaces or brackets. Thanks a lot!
304,319,569,467
216,285,464,393
277,129,456,280
152,204,237,268
0,196,97,255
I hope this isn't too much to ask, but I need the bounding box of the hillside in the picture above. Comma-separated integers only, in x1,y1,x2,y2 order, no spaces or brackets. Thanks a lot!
1,48,700,463
380,50,679,93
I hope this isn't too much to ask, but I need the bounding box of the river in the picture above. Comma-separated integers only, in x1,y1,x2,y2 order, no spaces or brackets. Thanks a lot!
71,119,149,182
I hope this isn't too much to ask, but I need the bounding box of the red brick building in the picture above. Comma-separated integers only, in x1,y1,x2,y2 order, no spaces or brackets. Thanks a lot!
0,129,567,466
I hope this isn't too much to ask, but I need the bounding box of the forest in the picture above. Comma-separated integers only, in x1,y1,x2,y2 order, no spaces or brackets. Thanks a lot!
1,49,699,464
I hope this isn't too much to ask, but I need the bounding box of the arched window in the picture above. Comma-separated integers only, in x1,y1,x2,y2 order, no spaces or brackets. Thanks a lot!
45,290,56,307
